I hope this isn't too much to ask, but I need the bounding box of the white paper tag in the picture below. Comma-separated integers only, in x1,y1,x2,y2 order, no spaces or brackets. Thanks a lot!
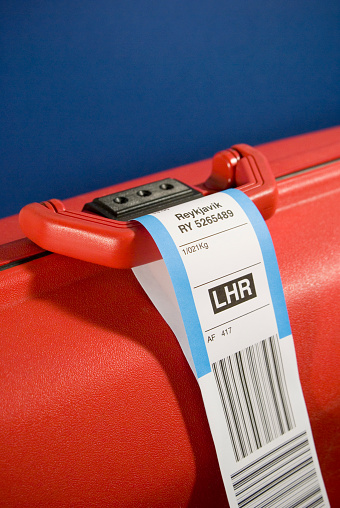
134,189,329,507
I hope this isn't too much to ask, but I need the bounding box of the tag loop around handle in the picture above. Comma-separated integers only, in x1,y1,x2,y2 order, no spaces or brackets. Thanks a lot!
19,145,277,268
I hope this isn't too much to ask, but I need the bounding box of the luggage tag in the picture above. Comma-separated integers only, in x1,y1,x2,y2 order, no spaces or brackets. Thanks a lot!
133,189,330,508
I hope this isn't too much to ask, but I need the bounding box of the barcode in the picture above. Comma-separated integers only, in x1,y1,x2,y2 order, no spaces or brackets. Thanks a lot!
212,335,295,461
231,431,325,507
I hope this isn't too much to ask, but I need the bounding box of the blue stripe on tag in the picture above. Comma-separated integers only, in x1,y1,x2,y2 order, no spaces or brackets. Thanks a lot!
137,214,211,378
224,189,291,339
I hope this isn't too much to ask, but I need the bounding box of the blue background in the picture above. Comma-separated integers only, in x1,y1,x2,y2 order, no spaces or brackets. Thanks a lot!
1,0,339,219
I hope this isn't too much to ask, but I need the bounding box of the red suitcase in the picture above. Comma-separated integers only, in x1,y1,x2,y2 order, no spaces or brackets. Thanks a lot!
0,127,339,507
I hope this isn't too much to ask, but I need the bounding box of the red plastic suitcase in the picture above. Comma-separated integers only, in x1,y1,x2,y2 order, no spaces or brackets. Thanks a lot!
0,127,339,507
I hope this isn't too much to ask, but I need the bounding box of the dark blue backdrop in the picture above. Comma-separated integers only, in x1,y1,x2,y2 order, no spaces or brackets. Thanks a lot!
1,0,339,219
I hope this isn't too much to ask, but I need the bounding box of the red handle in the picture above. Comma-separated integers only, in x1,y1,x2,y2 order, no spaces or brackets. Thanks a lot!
19,145,277,268
207,143,278,219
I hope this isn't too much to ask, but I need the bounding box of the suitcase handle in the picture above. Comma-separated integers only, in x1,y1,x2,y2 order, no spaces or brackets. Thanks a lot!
19,144,277,268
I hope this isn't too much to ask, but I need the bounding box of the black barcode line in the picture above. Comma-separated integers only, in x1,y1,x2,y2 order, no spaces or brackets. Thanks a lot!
230,355,253,457
258,341,278,441
212,335,295,461
231,432,307,482
247,347,267,443
238,353,261,450
238,464,322,508
268,335,295,431
269,474,321,508
269,336,288,429
231,432,325,508
238,457,314,507
263,339,284,434
213,359,239,458
235,447,311,497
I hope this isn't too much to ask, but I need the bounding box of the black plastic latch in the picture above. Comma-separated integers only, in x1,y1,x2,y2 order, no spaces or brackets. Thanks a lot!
83,178,202,221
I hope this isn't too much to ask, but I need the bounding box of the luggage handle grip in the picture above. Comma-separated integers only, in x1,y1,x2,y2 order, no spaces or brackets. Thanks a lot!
19,144,277,268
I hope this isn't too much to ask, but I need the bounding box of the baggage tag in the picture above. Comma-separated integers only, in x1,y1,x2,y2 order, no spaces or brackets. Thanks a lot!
133,189,330,508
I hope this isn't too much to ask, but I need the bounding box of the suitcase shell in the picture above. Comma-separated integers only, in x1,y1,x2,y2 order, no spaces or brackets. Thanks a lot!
0,127,339,507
